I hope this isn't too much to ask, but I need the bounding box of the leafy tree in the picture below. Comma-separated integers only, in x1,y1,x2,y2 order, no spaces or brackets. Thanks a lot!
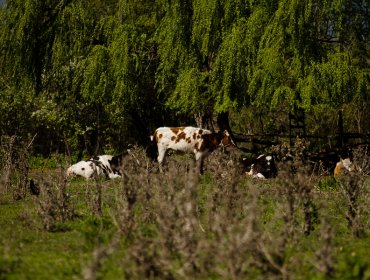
0,0,369,156
249,0,369,109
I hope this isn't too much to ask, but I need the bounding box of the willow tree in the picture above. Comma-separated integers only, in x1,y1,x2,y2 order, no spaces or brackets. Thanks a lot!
248,0,369,135
43,0,162,153
28,0,121,155
151,0,234,130
1,0,368,154
153,0,286,132
154,0,369,136
0,0,74,140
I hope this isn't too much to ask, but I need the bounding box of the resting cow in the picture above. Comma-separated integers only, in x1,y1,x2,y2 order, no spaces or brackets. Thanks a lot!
108,150,141,174
150,126,236,174
334,158,355,177
242,154,278,179
66,155,121,179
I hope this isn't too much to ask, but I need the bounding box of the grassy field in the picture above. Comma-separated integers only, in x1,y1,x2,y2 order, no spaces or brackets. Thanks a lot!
1,149,370,280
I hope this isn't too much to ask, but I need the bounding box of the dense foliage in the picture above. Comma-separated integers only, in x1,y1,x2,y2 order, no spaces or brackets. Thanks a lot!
0,0,369,155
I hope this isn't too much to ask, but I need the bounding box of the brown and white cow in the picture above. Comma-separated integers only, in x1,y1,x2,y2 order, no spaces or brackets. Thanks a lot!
334,158,356,177
150,126,236,174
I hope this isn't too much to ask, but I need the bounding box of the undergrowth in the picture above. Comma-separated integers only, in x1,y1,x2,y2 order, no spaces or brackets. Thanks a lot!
0,142,370,279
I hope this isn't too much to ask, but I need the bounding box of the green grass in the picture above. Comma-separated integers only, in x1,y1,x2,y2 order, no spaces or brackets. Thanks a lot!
1,166,370,279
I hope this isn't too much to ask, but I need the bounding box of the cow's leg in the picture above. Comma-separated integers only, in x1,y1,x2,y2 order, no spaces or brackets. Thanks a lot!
157,147,167,173
195,151,205,174
199,158,205,175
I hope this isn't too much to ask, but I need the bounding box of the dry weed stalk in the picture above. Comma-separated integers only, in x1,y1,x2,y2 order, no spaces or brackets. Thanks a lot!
0,135,35,200
337,172,366,237
85,178,103,217
277,161,317,238
82,232,122,280
84,148,149,280
0,135,16,193
209,185,260,279
150,160,201,277
254,233,289,279
37,173,75,231
277,137,319,237
336,146,370,237
314,215,335,277
117,157,189,278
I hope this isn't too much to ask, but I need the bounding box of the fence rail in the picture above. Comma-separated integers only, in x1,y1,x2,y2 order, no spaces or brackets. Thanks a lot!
233,132,370,153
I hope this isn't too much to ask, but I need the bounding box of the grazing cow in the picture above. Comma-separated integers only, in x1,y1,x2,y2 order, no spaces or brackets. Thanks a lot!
334,158,355,177
66,155,121,179
242,154,278,179
150,126,236,174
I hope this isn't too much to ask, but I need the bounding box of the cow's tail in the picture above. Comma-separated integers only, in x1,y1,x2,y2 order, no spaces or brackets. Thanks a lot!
145,129,158,161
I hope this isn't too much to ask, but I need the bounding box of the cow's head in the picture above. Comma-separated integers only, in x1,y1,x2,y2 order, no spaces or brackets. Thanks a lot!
334,157,355,177
220,130,236,148
341,158,354,172
66,166,76,177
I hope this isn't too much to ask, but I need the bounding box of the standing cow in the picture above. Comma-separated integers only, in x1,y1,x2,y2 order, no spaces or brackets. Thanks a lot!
150,126,236,174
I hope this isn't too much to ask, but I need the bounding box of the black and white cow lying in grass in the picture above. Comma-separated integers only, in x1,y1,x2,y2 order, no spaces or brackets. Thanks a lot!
66,151,139,179
66,154,120,179
241,154,278,179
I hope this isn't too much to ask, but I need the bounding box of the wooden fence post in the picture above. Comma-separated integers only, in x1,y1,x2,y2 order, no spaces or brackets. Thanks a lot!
337,110,344,148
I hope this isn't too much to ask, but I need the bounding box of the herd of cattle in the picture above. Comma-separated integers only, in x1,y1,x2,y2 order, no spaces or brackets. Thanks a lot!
65,126,361,180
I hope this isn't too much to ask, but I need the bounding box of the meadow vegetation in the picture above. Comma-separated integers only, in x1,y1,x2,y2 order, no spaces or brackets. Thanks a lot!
1,1,369,278
1,138,370,280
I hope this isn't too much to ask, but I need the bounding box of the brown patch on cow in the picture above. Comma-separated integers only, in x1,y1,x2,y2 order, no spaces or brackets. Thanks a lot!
200,133,222,152
222,135,230,145
209,134,220,148
192,133,197,140
154,132,163,143
152,131,158,142
199,129,203,135
186,137,191,143
170,127,184,135
171,136,176,141
197,134,201,139
334,163,341,177
175,131,186,143
153,131,163,143
156,133,163,142
194,143,200,151
221,132,235,147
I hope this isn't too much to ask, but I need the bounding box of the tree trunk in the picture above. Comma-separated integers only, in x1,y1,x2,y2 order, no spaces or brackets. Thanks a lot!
194,111,214,130
194,111,237,145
